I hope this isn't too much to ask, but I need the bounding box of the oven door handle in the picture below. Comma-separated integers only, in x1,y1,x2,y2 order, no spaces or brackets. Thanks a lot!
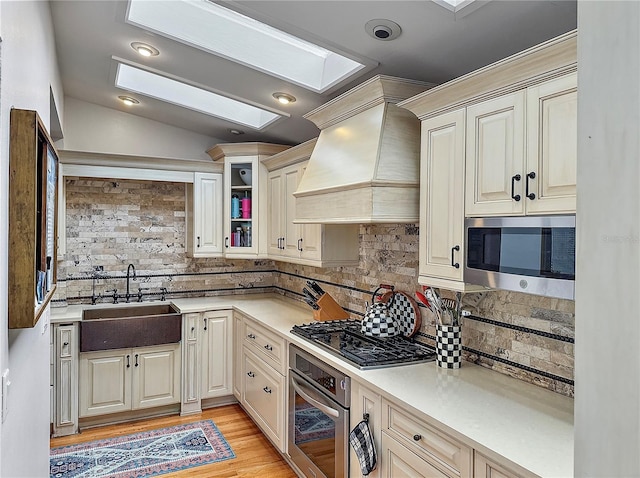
291,376,340,419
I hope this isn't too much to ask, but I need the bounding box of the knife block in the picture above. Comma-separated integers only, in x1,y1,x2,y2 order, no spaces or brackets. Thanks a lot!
313,293,350,321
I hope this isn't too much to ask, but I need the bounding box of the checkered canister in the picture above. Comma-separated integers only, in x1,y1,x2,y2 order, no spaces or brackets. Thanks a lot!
436,324,462,369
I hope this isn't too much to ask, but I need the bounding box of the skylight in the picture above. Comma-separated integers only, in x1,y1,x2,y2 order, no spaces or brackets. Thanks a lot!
115,62,283,130
125,0,366,93
433,0,479,13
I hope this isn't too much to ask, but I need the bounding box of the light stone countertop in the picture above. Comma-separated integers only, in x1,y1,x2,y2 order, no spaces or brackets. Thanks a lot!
51,293,574,477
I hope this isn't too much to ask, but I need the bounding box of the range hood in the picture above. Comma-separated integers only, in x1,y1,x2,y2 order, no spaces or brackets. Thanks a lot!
294,75,434,224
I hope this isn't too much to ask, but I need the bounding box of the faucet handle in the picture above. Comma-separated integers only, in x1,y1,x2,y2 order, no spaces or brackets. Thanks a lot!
137,287,148,302
160,287,168,301
107,288,118,304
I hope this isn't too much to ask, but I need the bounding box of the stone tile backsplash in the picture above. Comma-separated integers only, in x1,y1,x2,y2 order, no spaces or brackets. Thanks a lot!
58,178,274,304
59,177,574,396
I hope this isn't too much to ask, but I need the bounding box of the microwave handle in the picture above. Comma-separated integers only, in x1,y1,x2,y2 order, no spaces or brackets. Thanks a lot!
291,376,340,418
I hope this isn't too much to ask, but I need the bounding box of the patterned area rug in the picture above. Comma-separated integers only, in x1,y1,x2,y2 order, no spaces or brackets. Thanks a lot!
50,420,235,478
294,402,335,444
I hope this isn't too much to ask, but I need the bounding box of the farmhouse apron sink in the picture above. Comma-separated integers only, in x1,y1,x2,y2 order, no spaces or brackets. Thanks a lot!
80,303,181,352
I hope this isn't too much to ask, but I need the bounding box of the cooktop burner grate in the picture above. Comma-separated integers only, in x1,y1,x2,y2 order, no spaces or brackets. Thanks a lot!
291,320,436,369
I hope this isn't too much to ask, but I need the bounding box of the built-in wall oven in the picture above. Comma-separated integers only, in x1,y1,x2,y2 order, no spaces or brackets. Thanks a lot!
288,344,350,478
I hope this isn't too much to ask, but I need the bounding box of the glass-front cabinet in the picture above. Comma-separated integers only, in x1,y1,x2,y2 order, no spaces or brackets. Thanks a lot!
227,158,256,254
207,143,290,258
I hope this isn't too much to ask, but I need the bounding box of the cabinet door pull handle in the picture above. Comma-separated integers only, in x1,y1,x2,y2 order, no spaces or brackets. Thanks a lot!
526,171,536,200
203,318,207,331
264,344,273,351
247,333,256,339
413,434,422,441
247,371,255,378
511,174,521,201
191,326,195,333
197,236,201,248
134,354,139,367
263,386,272,394
63,342,69,347
126,355,130,368
297,238,303,251
225,236,229,248
451,245,460,269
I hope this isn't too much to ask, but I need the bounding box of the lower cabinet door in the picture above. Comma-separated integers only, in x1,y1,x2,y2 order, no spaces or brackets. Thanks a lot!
79,349,131,417
242,347,285,451
474,452,521,478
132,344,181,409
381,433,454,478
201,311,232,399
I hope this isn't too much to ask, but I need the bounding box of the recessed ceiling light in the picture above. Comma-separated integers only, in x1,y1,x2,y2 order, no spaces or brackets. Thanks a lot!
273,93,296,105
118,95,140,106
365,19,402,41
131,42,159,57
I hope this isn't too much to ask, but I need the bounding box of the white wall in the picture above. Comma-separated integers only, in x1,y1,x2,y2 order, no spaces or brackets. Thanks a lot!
575,2,640,475
62,97,224,161
0,1,64,476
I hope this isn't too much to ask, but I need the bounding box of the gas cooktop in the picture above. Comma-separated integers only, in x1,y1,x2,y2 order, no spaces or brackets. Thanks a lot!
291,320,436,370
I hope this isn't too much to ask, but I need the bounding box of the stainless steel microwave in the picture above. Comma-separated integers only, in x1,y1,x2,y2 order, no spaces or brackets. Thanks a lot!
465,215,575,300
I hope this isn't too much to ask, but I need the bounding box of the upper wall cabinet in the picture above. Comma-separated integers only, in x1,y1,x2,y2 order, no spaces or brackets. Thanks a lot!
186,172,223,257
465,73,577,216
207,142,290,259
400,31,576,290
9,109,59,328
262,139,360,268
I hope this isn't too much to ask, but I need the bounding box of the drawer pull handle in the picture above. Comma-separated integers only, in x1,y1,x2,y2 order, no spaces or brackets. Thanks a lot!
413,434,422,441
247,333,256,339
247,371,255,378
264,344,273,351
263,386,272,394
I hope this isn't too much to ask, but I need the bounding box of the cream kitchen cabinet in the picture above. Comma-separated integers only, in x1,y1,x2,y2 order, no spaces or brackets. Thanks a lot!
201,310,233,399
52,323,79,437
474,452,523,478
418,109,480,291
233,311,244,400
262,140,359,267
236,311,288,452
465,73,577,217
465,92,526,217
79,343,181,418
186,172,223,257
181,312,200,415
242,347,286,452
350,381,382,478
207,143,289,259
382,398,472,478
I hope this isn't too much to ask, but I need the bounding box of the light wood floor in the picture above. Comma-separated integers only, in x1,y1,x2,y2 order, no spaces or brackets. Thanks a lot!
50,404,299,477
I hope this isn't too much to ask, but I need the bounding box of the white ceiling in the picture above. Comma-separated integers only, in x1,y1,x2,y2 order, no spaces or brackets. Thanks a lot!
50,0,577,146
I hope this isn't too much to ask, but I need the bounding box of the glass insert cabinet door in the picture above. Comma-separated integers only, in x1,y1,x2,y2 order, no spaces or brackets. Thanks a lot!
223,158,257,255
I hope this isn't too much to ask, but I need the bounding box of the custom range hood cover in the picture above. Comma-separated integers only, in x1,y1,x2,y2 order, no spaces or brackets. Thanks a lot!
294,75,434,224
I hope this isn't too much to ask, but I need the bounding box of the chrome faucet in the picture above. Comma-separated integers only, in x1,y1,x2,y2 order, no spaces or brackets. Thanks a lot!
126,264,136,303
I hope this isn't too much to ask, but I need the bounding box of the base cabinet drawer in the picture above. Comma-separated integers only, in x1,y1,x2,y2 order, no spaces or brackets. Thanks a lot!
243,319,286,374
383,399,471,477
380,432,453,478
242,346,285,452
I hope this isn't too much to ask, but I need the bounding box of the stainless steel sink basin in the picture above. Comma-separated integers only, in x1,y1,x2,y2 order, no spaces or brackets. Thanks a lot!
80,303,182,352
